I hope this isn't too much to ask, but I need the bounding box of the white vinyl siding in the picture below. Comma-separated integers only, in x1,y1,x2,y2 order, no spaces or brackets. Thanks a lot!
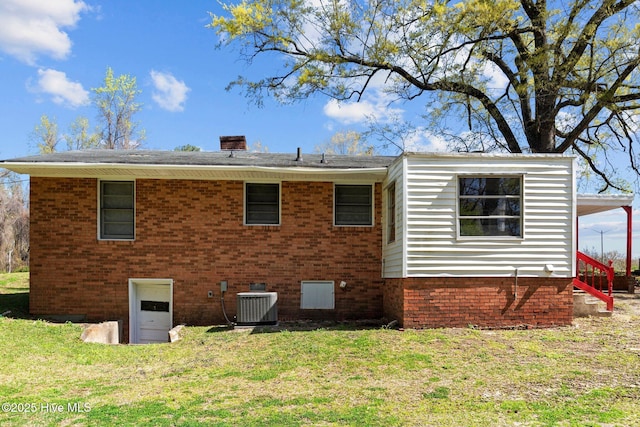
396,154,574,278
382,158,405,278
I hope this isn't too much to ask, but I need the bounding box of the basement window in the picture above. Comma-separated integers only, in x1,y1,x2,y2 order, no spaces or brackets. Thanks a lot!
334,184,373,226
458,176,522,237
99,181,135,240
245,183,280,225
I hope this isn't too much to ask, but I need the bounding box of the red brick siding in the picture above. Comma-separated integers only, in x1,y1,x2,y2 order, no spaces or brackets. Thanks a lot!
29,177,574,339
385,277,573,328
383,276,404,323
30,178,384,340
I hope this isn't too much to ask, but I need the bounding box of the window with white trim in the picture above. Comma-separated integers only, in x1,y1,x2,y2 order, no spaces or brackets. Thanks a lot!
100,181,135,240
334,184,373,226
458,176,522,237
387,182,396,243
245,183,280,225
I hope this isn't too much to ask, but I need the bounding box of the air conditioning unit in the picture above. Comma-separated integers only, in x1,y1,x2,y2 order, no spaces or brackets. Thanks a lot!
236,292,278,326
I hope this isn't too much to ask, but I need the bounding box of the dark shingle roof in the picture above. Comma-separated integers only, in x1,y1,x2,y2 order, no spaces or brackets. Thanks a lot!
2,150,396,169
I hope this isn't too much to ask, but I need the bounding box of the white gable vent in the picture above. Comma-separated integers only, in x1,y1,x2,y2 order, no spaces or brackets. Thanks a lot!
236,292,278,326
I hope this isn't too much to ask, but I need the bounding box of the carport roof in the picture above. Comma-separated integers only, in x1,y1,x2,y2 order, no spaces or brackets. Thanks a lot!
577,194,634,216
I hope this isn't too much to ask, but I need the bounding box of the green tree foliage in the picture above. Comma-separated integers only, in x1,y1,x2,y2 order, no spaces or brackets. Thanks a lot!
93,67,145,149
315,130,375,155
31,115,59,154
65,116,100,151
31,68,144,153
581,247,633,272
211,0,640,191
174,144,202,151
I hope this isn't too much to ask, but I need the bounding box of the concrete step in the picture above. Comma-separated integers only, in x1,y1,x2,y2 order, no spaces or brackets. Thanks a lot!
574,291,613,318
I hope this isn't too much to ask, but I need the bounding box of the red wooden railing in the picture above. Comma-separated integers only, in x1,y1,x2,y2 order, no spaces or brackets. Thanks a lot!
573,251,614,311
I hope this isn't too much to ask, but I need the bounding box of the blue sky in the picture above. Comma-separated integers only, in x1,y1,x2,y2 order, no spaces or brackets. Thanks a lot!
0,0,356,157
0,0,637,259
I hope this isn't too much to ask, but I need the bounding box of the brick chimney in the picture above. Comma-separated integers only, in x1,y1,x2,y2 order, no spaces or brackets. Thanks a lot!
220,135,247,151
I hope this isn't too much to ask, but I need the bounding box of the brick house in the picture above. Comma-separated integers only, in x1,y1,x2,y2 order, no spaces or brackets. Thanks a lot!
1,139,633,343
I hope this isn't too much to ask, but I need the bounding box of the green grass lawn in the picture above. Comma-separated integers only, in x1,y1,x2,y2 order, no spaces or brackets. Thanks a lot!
1,272,639,426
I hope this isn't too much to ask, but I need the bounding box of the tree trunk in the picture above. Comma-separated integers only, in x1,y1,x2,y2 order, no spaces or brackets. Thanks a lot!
530,88,557,153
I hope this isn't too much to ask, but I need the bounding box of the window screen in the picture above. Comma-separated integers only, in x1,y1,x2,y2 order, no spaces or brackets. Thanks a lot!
458,176,522,237
335,185,372,226
245,183,279,225
100,181,134,240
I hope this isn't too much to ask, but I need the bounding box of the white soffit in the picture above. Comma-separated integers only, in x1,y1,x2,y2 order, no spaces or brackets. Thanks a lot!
577,194,634,216
0,162,389,183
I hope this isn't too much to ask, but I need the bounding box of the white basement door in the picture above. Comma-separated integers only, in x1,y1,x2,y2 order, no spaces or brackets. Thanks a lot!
133,281,172,344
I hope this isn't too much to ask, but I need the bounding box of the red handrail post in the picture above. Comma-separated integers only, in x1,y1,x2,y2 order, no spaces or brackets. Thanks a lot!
575,251,614,312
607,260,613,297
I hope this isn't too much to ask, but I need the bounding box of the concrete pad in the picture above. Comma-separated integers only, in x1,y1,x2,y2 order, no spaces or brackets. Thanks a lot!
169,324,185,343
81,320,122,344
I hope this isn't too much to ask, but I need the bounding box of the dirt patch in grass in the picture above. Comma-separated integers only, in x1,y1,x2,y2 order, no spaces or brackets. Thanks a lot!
0,275,639,426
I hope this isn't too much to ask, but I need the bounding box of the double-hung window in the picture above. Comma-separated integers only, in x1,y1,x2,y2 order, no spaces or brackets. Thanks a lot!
458,176,522,237
245,183,280,225
100,181,135,240
334,185,373,226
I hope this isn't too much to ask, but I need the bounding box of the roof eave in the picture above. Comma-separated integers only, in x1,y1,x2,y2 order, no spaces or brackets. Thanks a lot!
1,162,389,182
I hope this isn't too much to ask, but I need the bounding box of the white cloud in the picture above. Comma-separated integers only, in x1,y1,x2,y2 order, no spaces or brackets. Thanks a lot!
482,62,509,92
410,130,449,152
0,0,89,65
323,99,379,124
150,70,190,112
35,68,89,108
320,57,413,124
323,89,404,125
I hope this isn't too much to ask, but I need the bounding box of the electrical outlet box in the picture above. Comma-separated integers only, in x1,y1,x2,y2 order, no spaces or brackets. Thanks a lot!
207,290,213,298
220,281,228,293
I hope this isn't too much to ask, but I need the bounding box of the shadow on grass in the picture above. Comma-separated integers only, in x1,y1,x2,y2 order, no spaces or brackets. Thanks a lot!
0,290,31,319
206,325,235,333
206,319,390,335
